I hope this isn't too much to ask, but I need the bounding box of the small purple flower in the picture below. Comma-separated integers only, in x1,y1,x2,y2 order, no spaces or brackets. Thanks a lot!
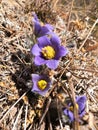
31,74,51,96
31,35,68,69
63,95,86,122
32,13,53,37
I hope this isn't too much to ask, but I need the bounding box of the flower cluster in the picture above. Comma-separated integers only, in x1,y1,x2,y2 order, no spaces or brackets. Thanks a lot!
30,13,86,123
31,13,68,70
31,13,68,96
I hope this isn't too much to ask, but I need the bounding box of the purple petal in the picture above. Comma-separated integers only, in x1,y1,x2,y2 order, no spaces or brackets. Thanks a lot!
68,111,74,121
31,44,41,56
63,109,68,115
34,20,41,36
32,74,40,82
76,95,86,103
45,24,54,31
55,46,68,59
78,102,86,113
32,84,41,92
50,34,61,47
59,46,68,56
79,110,85,117
63,109,74,122
39,26,52,36
33,13,39,21
46,59,59,69
38,36,51,48
77,95,86,112
34,56,47,65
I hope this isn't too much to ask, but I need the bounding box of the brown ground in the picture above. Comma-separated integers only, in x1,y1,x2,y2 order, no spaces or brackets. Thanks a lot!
0,0,98,130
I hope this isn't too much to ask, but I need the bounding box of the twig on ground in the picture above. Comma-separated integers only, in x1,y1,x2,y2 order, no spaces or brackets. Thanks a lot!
57,98,63,129
68,77,80,130
77,18,98,52
24,104,28,130
39,97,51,126
47,111,53,130
67,0,74,30
70,68,98,74
12,105,23,130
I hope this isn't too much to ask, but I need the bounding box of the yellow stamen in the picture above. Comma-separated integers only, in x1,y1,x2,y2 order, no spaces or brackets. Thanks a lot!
42,46,55,59
37,80,47,90
70,103,79,111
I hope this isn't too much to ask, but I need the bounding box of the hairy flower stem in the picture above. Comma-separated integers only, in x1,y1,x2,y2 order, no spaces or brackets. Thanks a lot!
68,78,80,130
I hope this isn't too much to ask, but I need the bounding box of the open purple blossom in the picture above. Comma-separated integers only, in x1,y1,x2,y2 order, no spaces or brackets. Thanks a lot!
31,35,68,69
63,95,86,122
32,13,53,37
31,74,51,96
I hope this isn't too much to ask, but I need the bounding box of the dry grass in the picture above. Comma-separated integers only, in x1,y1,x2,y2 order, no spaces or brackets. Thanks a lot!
0,0,98,130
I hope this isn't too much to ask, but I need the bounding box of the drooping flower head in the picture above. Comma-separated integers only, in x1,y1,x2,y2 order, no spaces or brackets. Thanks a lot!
31,35,68,69
32,13,53,37
63,95,86,122
31,74,51,96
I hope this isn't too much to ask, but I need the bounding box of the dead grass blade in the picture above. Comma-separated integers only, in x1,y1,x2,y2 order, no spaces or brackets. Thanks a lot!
77,18,98,52
12,105,23,130
0,90,29,123
24,104,28,130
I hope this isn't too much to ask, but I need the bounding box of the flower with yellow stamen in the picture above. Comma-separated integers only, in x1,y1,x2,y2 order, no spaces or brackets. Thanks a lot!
63,95,86,122
31,35,68,69
31,74,51,96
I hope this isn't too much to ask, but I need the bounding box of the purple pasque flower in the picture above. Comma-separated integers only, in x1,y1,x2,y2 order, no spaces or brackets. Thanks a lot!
31,35,68,69
31,74,51,96
63,95,86,122
32,13,53,37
